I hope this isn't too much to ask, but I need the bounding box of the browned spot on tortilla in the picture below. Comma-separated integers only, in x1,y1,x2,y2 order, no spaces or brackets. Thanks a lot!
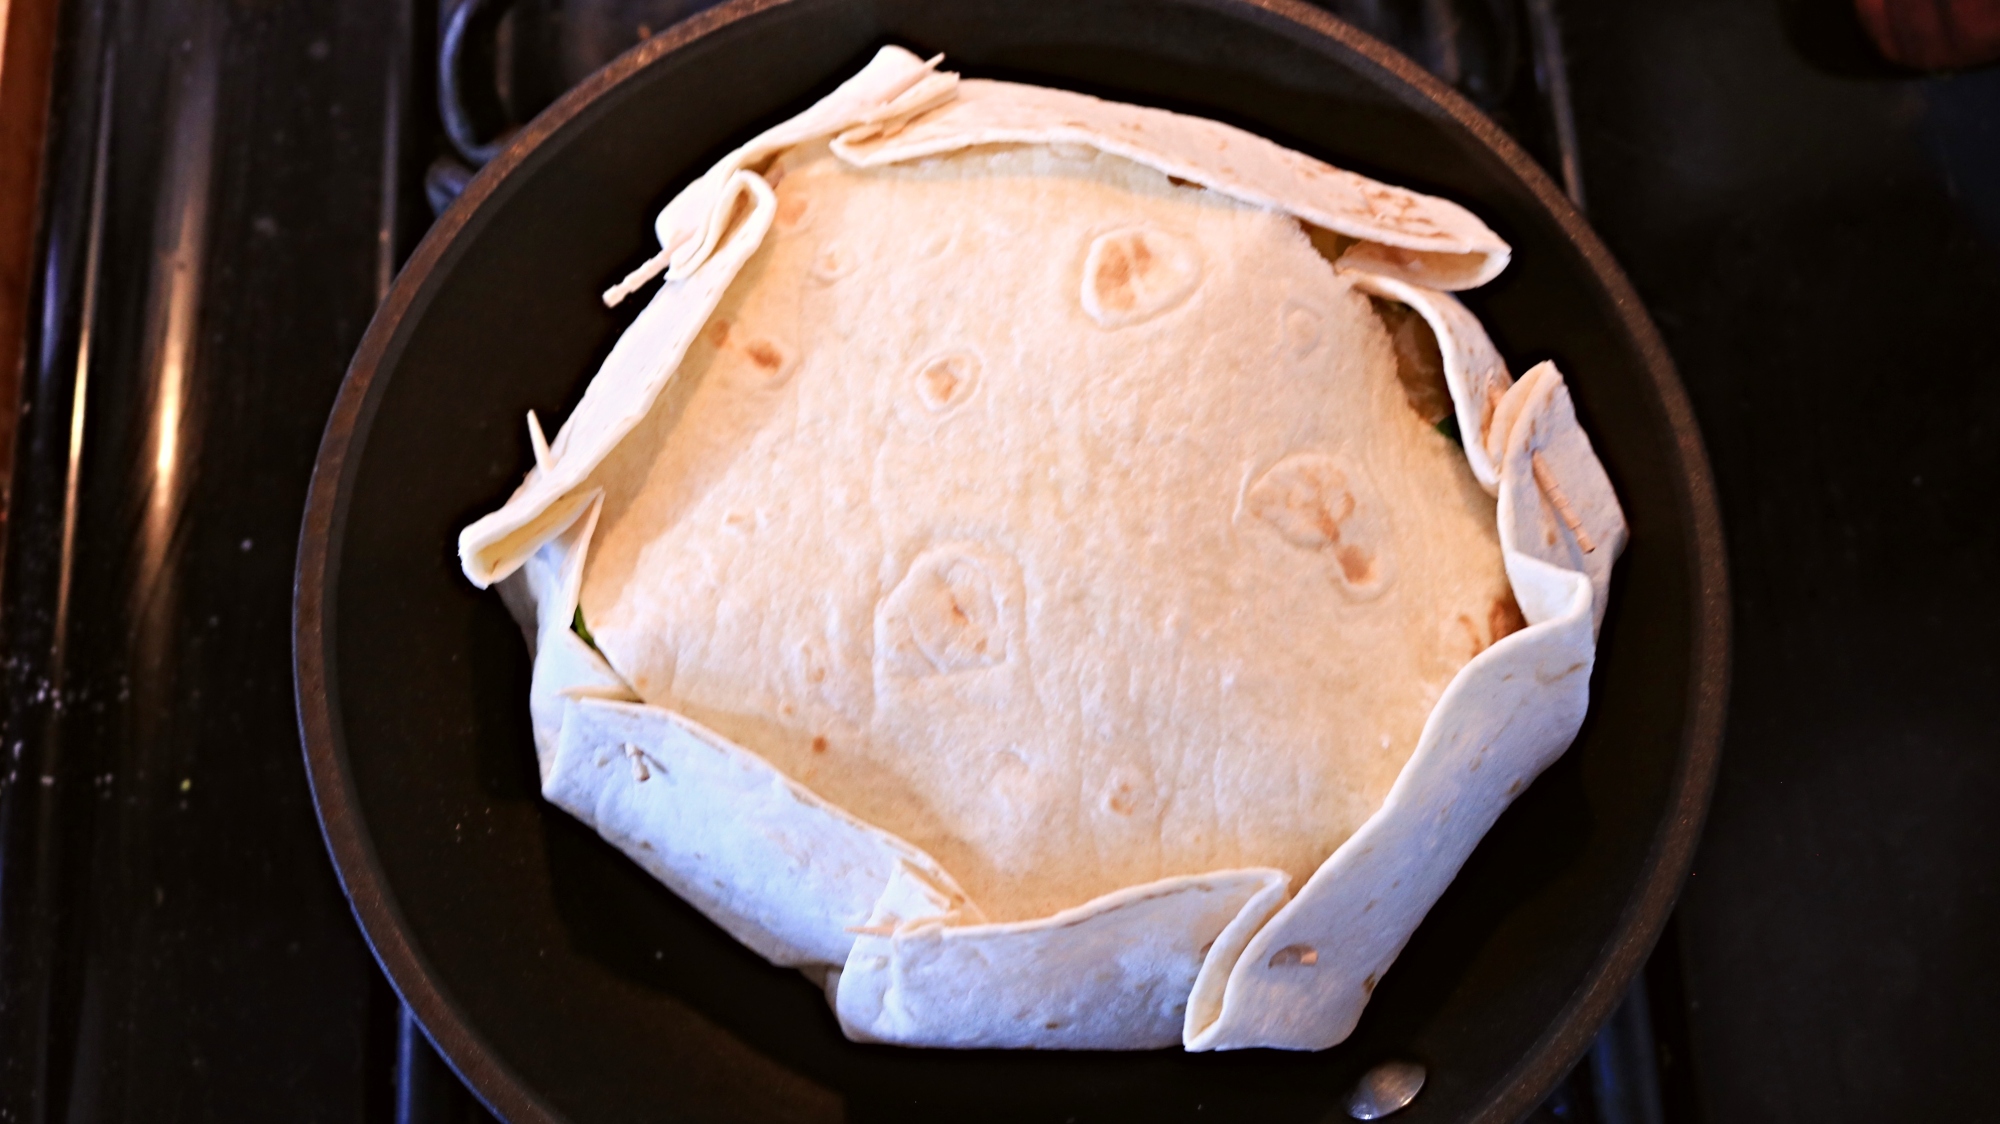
1094,241,1137,311
806,666,826,684
1532,450,1598,552
923,364,959,402
1505,778,1525,796
1167,174,1199,188
811,736,828,754
1327,491,1357,534
706,319,731,347
1045,1021,1063,1030
811,243,852,282
888,550,1008,676
1107,783,1137,816
1537,661,1589,686
913,353,978,412
1363,899,1377,913
1335,544,1376,585
1459,613,1485,655
1489,595,1527,642
1363,973,1379,994
1247,454,1355,552
1082,228,1200,327
1370,296,1452,425
775,195,810,227
638,841,654,851
1298,490,1354,553
745,340,783,371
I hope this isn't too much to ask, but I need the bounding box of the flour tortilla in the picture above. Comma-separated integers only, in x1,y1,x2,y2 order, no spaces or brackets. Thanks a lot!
578,139,1518,925
457,47,1511,588
468,50,1627,1051
836,865,1289,1049
830,76,1512,290
546,696,980,967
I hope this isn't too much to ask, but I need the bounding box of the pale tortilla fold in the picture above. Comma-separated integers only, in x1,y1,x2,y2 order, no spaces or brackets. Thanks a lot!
463,47,1626,1051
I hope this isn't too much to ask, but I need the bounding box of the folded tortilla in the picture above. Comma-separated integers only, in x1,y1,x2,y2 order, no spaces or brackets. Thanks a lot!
465,47,1626,1052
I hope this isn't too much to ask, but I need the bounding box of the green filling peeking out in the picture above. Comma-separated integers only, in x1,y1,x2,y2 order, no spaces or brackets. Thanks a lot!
572,606,599,650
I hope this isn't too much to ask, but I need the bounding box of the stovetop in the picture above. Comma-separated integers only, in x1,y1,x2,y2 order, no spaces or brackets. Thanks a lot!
1,1,1994,1122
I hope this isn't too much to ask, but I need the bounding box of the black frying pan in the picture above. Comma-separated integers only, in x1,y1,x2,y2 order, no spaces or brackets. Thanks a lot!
294,2,1728,1120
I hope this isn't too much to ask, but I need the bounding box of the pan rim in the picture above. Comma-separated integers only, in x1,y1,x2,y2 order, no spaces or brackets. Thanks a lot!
292,2,1729,1120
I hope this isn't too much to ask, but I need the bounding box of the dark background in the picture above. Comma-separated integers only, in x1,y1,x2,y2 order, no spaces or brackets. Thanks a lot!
0,0,1994,1121
1568,3,2000,1119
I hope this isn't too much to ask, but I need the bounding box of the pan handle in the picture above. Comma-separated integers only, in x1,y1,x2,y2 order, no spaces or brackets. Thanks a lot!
440,0,519,166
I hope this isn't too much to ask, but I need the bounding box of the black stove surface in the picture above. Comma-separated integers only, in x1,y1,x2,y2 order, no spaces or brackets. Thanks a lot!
0,1,1993,1122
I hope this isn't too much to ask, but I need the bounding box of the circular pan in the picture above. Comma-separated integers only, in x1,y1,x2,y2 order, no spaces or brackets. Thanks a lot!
294,2,1729,1121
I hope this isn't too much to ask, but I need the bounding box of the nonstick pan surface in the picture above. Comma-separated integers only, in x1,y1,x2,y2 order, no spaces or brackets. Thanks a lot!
294,2,1728,1120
